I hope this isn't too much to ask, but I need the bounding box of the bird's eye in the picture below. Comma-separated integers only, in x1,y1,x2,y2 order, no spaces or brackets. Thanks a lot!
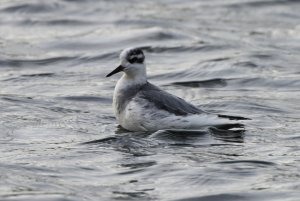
129,57,138,63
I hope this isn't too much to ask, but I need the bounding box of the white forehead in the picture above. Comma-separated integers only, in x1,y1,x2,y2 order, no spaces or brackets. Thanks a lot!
120,47,132,61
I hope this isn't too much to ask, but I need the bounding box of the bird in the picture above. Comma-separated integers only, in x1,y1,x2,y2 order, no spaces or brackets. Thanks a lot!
106,47,249,132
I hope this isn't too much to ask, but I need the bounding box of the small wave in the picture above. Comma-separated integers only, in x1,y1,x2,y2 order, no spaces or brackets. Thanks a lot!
233,77,300,89
21,73,55,77
120,161,157,169
249,53,274,60
141,44,229,53
46,106,84,114
81,136,118,144
79,52,118,62
209,126,245,143
119,27,194,41
1,95,33,104
227,0,299,9
233,61,258,68
2,73,56,82
217,160,276,166
2,2,62,13
207,100,288,114
173,194,246,201
143,30,188,41
81,133,158,156
19,19,94,26
170,78,227,88
0,56,76,68
150,129,208,144
59,96,111,103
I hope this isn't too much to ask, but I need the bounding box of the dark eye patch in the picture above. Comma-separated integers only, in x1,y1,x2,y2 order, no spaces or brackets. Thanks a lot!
127,48,145,64
128,57,138,63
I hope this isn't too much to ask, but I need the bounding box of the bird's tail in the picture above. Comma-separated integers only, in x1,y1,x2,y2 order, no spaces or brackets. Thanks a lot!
160,114,250,131
183,114,245,129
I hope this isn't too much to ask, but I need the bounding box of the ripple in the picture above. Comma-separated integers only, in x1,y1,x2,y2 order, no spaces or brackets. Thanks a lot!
19,19,95,26
142,44,230,54
233,77,300,89
79,52,118,62
59,96,111,103
144,31,185,41
81,136,118,144
1,194,80,201
48,28,195,51
170,78,227,88
150,129,209,145
120,161,157,169
208,100,287,114
21,73,55,77
233,61,258,68
112,191,151,200
227,0,300,9
46,106,84,114
216,160,276,166
2,2,62,13
81,133,159,156
209,127,245,143
173,194,246,201
0,56,76,68
1,95,34,104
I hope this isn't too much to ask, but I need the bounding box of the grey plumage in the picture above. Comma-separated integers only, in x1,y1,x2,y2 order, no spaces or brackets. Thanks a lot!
139,82,207,116
116,82,207,116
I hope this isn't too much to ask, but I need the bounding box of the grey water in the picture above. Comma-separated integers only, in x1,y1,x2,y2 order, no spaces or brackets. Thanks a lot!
0,0,300,200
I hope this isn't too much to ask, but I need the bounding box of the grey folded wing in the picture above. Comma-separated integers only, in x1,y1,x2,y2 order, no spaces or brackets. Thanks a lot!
138,82,206,116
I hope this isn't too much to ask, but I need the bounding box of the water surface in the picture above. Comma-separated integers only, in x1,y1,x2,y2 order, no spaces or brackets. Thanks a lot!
0,0,300,200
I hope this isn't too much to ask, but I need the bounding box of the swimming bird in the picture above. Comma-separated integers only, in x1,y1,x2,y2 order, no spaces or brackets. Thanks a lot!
106,47,248,131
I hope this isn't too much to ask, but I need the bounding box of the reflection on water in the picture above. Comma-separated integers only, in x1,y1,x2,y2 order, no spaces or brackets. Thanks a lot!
0,0,300,200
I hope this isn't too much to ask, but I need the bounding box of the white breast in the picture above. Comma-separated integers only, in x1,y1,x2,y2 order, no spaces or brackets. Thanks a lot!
112,75,147,130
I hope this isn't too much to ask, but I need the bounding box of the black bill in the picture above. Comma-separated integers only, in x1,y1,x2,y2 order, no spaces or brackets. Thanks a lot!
106,65,124,77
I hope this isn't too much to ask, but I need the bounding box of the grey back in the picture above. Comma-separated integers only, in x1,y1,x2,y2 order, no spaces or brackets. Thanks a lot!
138,82,206,116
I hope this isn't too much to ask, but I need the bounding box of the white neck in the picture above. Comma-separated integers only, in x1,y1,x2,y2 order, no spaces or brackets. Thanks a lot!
114,69,146,96
124,73,146,85
122,63,147,86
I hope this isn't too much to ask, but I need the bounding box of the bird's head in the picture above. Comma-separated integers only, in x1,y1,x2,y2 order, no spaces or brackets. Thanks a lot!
106,47,146,79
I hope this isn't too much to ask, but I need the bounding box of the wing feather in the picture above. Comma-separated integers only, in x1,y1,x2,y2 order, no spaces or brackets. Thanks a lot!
138,82,206,116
